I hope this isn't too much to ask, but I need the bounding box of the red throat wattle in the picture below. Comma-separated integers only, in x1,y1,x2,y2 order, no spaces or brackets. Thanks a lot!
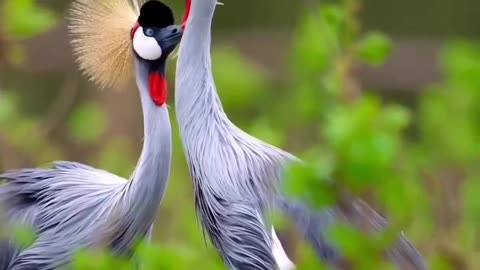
181,0,191,30
149,72,168,106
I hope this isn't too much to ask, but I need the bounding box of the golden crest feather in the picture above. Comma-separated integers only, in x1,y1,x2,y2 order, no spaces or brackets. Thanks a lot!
69,0,144,89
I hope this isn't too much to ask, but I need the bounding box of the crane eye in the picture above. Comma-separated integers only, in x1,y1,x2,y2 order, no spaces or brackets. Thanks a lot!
133,26,163,61
144,28,155,37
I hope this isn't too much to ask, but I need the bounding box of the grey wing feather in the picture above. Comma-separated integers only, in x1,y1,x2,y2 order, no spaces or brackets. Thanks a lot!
277,195,428,270
335,197,428,270
276,197,341,263
0,241,18,270
194,177,277,270
0,161,126,270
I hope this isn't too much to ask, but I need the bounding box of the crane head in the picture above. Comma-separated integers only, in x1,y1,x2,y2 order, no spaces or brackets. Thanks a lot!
69,0,181,90
132,1,182,62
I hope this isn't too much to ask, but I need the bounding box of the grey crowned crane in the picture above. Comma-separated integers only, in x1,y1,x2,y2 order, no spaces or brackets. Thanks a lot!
0,0,181,269
175,0,428,269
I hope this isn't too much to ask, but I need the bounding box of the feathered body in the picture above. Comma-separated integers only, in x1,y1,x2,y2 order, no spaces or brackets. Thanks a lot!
0,60,172,269
175,0,427,269
175,1,297,268
0,0,181,269
0,161,150,269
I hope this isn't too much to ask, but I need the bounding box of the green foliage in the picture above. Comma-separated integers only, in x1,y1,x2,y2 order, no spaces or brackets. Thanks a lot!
324,96,410,188
416,41,480,269
292,4,343,76
96,137,135,178
213,47,268,112
283,162,337,209
1,0,57,66
441,41,480,90
72,249,131,270
419,41,480,165
12,224,36,249
0,91,64,166
68,102,107,144
70,240,224,270
0,92,17,125
248,117,287,146
283,32,480,268
3,0,57,40
357,32,392,66
328,224,390,269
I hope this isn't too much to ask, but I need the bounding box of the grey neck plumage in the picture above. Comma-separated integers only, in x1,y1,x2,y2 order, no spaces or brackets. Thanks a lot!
113,59,172,250
174,1,292,269
175,0,227,131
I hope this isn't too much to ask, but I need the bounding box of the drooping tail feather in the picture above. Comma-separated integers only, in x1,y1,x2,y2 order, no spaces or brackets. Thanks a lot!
276,197,344,266
276,195,428,270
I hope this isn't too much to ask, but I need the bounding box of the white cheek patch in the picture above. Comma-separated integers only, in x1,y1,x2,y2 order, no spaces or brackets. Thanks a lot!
133,27,162,60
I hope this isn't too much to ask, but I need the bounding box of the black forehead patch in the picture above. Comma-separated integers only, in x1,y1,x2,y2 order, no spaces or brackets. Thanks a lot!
138,1,174,28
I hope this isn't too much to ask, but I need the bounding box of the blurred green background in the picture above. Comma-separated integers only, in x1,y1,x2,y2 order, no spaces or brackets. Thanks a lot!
1,0,480,269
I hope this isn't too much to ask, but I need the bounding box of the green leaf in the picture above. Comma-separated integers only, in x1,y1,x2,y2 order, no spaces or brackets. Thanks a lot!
12,224,36,248
292,8,339,75
357,32,392,66
441,41,480,89
382,105,411,131
68,102,107,143
0,92,17,125
328,224,395,269
3,0,57,39
328,224,372,259
282,163,317,197
282,162,337,209
321,5,345,32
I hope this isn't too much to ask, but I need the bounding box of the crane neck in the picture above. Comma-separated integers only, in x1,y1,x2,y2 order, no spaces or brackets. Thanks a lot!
173,2,295,269
114,58,172,249
129,58,172,216
175,0,228,131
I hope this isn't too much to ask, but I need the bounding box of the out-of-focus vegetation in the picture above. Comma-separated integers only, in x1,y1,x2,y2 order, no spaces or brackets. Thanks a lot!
1,0,480,269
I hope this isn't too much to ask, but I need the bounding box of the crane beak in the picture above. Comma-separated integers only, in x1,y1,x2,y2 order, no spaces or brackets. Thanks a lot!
156,25,183,53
